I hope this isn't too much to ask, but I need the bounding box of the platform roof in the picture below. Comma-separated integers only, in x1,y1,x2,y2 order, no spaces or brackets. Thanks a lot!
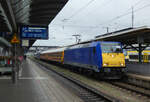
0,37,12,47
0,0,68,47
0,1,12,32
95,26,150,44
10,0,67,26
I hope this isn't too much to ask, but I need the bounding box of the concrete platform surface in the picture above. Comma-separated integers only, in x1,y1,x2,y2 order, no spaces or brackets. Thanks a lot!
127,73,150,81
0,59,83,102
126,62,150,76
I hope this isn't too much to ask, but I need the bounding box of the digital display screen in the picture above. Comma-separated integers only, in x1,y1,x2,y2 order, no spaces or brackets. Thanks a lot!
20,26,48,39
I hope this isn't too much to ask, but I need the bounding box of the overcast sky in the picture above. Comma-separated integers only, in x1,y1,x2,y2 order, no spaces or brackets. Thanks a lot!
34,0,150,46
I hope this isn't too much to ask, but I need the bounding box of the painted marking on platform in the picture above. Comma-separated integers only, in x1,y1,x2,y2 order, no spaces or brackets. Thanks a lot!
0,77,48,80
0,77,11,79
20,77,48,80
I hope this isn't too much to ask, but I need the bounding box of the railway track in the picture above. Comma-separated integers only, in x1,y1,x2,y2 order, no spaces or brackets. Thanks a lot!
107,81,150,100
34,60,120,102
31,58,150,102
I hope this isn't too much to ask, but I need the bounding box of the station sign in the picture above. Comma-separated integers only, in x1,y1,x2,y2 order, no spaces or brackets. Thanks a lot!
20,25,48,39
22,40,29,46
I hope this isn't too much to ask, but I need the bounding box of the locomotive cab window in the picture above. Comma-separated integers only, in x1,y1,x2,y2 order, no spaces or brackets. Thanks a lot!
101,42,122,53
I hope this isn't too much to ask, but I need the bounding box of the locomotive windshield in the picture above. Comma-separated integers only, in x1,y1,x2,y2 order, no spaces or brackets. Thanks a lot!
101,42,122,53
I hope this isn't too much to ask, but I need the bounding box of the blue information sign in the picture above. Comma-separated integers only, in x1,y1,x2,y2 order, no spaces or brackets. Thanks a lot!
20,26,48,39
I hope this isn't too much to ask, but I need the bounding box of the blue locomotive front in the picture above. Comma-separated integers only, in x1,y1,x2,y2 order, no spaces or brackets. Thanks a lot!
64,41,126,78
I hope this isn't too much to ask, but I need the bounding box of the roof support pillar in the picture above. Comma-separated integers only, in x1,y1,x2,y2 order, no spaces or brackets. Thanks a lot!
138,43,142,63
137,35,144,63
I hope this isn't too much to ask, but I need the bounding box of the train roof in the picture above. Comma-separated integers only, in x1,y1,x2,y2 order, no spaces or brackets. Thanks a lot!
67,41,121,50
67,41,100,50
41,47,66,54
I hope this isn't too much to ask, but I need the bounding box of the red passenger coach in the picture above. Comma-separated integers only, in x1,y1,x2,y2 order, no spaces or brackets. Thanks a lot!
40,47,66,63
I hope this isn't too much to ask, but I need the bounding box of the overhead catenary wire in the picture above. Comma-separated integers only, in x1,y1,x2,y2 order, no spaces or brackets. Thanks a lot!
53,0,149,29
136,17,150,25
84,0,144,30
54,0,148,29
96,2,150,27
66,0,96,20
133,0,144,7
52,24,97,28
83,0,113,16
120,0,144,14
66,0,143,22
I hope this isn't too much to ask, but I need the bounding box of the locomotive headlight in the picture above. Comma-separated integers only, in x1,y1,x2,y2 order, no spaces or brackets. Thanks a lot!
121,63,124,66
103,63,107,66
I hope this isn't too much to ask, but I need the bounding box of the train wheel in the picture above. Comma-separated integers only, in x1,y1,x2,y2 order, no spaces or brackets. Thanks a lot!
79,68,83,74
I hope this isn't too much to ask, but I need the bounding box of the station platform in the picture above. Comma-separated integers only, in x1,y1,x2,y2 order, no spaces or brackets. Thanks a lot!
126,62,150,82
0,59,83,102
126,73,150,81
126,62,150,76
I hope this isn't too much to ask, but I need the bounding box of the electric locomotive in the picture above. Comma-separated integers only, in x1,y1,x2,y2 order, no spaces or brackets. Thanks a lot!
39,41,126,79
64,41,126,79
